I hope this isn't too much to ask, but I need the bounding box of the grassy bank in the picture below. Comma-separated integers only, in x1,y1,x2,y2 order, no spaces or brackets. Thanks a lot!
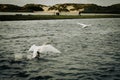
0,15,120,21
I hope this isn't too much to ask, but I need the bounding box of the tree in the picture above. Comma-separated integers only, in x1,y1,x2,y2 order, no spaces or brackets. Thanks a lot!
24,4,43,11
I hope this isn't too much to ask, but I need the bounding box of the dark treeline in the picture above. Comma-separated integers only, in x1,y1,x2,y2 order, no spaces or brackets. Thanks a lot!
0,4,45,12
0,3,120,14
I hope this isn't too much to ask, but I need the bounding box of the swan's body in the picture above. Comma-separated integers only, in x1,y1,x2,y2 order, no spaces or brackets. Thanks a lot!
29,44,61,59
77,23,91,28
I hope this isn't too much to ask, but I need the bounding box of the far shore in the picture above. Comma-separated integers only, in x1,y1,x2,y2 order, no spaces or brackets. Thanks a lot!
0,14,120,21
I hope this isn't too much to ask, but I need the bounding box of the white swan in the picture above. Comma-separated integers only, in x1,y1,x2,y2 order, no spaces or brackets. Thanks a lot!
77,23,91,28
28,44,61,59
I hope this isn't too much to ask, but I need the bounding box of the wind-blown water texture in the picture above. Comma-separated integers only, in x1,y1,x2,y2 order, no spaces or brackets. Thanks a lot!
0,18,120,80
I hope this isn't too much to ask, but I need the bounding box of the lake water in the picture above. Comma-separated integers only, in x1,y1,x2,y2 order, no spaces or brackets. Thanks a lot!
0,18,120,80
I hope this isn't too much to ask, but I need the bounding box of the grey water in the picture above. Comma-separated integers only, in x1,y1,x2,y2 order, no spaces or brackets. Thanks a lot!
0,18,120,80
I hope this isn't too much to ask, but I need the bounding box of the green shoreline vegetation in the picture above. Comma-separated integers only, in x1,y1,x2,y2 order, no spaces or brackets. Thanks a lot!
0,3,120,21
0,3,120,14
0,14,120,21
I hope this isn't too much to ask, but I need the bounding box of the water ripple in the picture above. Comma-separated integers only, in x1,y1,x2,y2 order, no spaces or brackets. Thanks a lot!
0,18,120,80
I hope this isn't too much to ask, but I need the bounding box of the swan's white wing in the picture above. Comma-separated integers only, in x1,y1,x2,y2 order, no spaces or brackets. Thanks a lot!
77,23,85,26
29,44,37,51
28,45,41,58
77,23,91,28
32,50,38,58
77,23,87,27
40,45,61,53
81,23,85,26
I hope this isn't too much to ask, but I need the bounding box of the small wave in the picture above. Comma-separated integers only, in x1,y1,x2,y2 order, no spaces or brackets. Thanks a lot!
9,60,26,64
11,71,30,78
77,76,96,80
0,65,22,70
29,75,53,80
0,35,37,40
69,68,90,71
0,65,11,70
0,35,5,39
0,34,55,40
0,59,9,63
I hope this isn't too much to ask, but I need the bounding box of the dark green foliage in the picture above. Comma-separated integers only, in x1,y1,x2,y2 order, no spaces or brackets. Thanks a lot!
23,4,44,11
0,4,21,12
48,3,120,14
48,6,58,10
0,4,44,12
48,4,69,12
0,3,120,13
107,4,120,13
83,4,103,13
59,8,69,12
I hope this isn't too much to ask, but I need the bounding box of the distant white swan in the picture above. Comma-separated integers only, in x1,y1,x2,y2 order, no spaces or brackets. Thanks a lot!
28,44,61,59
77,23,91,28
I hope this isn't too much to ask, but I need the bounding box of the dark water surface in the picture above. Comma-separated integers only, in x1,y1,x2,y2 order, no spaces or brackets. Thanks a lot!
0,18,120,80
